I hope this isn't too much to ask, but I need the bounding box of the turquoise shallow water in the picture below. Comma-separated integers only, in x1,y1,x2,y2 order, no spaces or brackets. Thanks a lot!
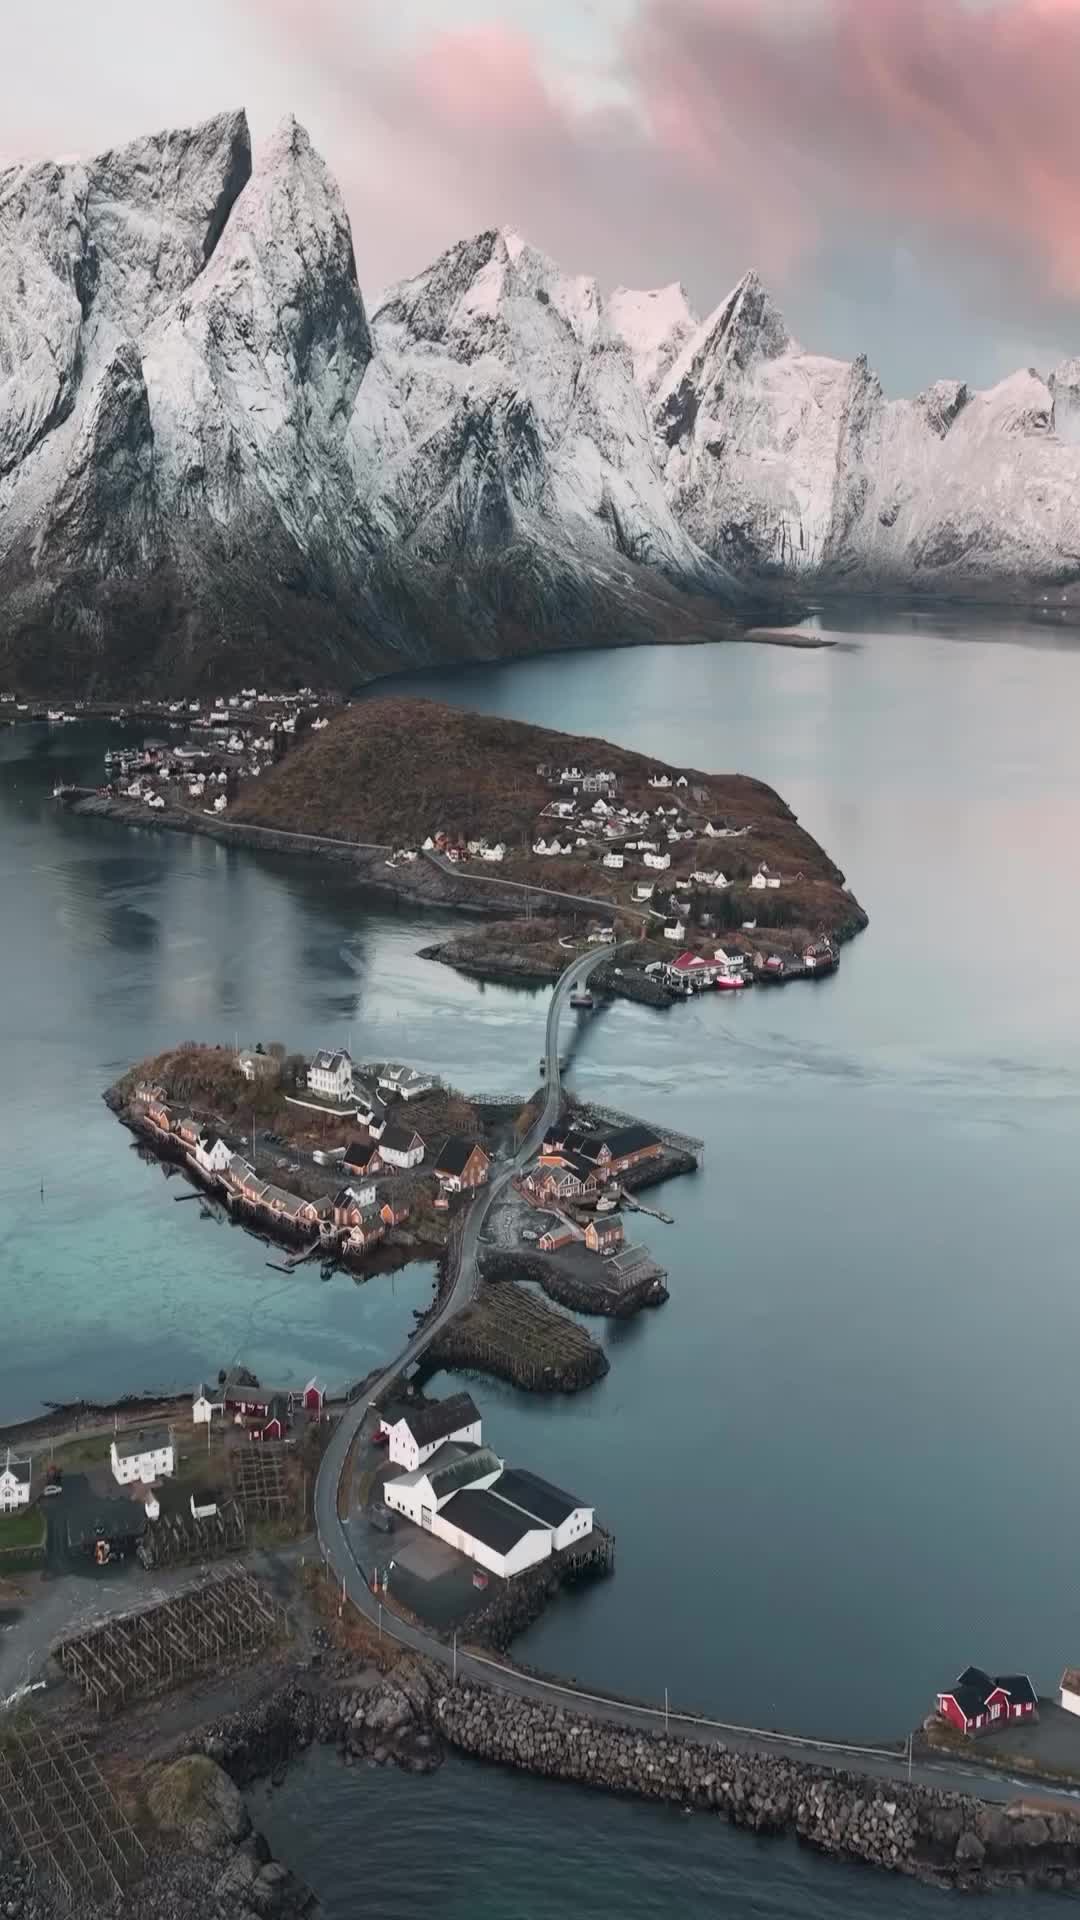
3,608,1079,1911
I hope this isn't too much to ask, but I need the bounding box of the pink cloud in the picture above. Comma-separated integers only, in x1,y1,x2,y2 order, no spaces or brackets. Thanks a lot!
249,0,1080,339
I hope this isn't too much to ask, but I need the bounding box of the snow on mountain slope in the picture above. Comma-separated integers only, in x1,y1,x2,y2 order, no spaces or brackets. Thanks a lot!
608,282,698,399
3,106,1080,695
362,226,724,585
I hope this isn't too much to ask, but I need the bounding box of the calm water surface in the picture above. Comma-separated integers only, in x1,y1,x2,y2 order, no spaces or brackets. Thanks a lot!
2,605,1078,1914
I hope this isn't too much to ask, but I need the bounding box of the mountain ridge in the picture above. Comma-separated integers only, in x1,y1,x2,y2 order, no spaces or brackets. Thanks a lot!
2,108,1079,693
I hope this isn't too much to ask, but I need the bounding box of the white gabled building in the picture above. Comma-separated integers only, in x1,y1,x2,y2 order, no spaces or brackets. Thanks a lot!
0,1451,31,1511
308,1049,354,1101
643,850,671,870
378,1064,436,1102
110,1427,174,1486
381,1393,482,1471
193,1384,224,1425
192,1134,231,1178
602,851,624,870
383,1446,594,1580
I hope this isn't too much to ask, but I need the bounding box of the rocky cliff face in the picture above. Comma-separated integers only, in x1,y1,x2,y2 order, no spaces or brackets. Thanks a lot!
2,108,1080,692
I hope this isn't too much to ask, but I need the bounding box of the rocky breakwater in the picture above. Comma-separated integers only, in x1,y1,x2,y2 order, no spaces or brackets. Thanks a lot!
433,1688,1080,1894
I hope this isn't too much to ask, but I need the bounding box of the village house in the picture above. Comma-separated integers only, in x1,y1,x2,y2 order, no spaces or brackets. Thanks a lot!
537,1215,577,1252
190,1489,219,1522
378,1064,436,1102
643,850,671,870
307,1048,354,1101
434,1137,492,1193
667,951,715,986
110,1427,174,1487
343,1141,381,1179
1059,1670,1080,1717
633,882,655,903
192,1133,231,1178
380,1199,410,1228
648,773,672,789
192,1385,224,1425
602,851,625,870
377,1125,425,1171
382,1437,593,1579
302,1379,326,1414
750,866,781,890
174,1116,201,1150
480,843,506,863
581,771,616,794
663,920,686,942
0,1452,31,1511
575,1124,664,1177
585,1213,624,1254
381,1393,482,1471
936,1668,1039,1736
146,1099,172,1133
524,1154,603,1205
332,1183,378,1227
344,1211,385,1253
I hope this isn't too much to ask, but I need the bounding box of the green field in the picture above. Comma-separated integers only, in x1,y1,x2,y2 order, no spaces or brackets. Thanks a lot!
0,1507,45,1550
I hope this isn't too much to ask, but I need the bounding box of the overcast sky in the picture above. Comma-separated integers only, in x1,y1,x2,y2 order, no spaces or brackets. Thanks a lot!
4,0,1079,394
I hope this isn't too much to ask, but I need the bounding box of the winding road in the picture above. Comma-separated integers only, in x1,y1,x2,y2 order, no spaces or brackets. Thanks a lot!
312,950,1050,1804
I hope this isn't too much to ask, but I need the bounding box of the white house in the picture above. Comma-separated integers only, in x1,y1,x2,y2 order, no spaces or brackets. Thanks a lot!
377,1125,425,1170
383,1446,592,1579
648,773,672,789
663,920,686,942
602,851,625,870
378,1064,436,1102
383,1441,504,1527
1060,1669,1080,1718
750,871,768,890
676,774,688,787
480,843,505,863
190,1490,219,1521
308,1048,354,1101
751,867,781,891
382,1394,482,1471
586,926,616,944
633,882,654,902
192,1134,231,1178
111,1427,174,1486
212,794,227,813
193,1385,224,1425
533,838,552,856
643,850,671,871
0,1452,31,1511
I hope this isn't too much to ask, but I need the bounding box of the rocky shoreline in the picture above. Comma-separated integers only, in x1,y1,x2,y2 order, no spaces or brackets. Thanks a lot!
179,1663,1080,1898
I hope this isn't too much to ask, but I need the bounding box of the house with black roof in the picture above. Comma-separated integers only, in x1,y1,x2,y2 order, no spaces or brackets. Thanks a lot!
434,1137,492,1193
437,1488,553,1577
377,1125,425,1170
936,1666,1039,1736
382,1393,482,1471
343,1140,381,1178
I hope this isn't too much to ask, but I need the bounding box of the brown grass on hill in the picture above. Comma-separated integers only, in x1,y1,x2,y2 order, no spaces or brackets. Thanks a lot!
230,696,800,855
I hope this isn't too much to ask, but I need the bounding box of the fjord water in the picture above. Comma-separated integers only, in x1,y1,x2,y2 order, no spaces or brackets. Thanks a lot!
2,606,1078,1913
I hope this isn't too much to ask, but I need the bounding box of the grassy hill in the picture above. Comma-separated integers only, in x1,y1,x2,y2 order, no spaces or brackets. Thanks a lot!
234,697,793,847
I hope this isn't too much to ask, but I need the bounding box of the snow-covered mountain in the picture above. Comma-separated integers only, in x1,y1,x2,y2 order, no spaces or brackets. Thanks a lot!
2,109,1080,692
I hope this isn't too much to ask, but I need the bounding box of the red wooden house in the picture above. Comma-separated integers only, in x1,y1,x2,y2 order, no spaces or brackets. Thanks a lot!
434,1138,492,1194
936,1667,1038,1736
302,1378,325,1413
585,1213,624,1254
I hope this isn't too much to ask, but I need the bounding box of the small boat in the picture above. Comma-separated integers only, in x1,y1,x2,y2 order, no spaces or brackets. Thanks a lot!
714,973,746,991
570,990,594,1010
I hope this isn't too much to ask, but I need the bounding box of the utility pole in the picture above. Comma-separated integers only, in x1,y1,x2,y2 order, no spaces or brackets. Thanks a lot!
664,1686,669,1734
453,1630,458,1683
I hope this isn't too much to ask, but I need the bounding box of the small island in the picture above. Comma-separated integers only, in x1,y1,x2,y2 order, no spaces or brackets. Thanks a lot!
66,695,867,995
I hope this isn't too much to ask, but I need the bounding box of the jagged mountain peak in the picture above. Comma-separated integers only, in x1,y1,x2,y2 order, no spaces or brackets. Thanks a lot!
5,105,1080,696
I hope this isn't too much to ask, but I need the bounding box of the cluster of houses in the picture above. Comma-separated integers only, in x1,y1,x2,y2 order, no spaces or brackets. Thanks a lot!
133,1068,494,1256
421,832,507,864
520,1119,664,1210
379,1395,594,1580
